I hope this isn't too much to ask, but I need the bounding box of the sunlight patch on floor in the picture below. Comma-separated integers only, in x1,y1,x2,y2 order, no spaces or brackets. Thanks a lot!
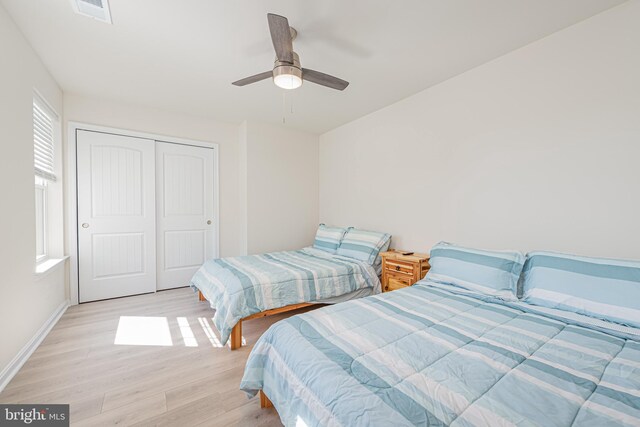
198,317,223,348
114,316,173,346
177,317,198,347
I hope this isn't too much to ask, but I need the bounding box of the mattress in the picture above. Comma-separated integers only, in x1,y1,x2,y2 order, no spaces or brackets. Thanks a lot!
189,247,380,345
240,280,640,426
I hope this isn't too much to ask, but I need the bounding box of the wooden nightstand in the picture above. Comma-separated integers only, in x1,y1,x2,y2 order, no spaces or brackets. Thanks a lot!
381,250,430,292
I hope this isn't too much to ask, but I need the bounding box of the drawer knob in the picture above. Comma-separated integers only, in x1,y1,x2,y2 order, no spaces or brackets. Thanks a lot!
395,265,401,271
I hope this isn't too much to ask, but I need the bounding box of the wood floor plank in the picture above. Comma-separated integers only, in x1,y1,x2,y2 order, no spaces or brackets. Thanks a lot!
0,288,284,426
68,395,105,423
163,365,245,411
199,400,281,427
74,393,167,427
130,394,226,427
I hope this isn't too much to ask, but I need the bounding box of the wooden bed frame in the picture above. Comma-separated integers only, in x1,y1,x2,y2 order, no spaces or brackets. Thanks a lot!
259,390,273,408
198,291,316,350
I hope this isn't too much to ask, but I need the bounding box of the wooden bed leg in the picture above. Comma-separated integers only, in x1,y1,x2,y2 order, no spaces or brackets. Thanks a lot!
230,321,242,350
198,291,206,301
259,390,273,408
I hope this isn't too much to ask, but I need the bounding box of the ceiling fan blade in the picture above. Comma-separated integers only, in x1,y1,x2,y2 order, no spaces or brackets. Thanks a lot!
302,68,349,91
267,13,294,64
232,71,273,87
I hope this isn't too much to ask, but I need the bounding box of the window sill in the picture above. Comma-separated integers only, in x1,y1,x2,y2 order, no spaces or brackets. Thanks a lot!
35,256,68,279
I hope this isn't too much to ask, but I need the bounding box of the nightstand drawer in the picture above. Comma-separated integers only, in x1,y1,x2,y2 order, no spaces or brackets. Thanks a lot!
385,274,413,291
384,260,414,275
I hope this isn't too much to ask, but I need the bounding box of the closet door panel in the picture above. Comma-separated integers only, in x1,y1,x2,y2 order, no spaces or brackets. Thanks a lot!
77,130,156,302
156,142,215,290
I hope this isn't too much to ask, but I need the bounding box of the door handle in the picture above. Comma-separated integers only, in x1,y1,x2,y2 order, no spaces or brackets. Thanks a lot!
207,220,212,225
82,223,90,228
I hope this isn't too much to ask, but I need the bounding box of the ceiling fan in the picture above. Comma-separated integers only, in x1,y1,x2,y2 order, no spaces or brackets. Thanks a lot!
232,13,349,91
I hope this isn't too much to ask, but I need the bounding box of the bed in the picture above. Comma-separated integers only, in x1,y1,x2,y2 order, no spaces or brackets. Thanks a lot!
240,281,640,426
190,246,380,349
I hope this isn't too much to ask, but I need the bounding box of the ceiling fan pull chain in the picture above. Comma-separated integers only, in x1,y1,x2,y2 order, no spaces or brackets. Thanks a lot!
282,91,286,124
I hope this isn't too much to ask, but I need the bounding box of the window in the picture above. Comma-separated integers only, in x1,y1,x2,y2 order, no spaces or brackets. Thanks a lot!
33,94,58,263
35,177,47,260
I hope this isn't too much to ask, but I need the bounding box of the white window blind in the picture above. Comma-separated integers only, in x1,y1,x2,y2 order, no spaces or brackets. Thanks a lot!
33,97,57,182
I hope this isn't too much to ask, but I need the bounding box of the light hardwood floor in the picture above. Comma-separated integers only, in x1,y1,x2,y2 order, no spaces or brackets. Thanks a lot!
0,288,313,426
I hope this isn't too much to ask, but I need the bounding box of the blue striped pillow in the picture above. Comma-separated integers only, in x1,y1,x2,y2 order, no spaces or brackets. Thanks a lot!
426,242,524,300
336,228,391,265
312,224,347,254
522,251,640,328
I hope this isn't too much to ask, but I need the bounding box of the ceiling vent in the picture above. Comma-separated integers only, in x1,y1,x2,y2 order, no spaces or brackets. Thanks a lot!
70,0,112,24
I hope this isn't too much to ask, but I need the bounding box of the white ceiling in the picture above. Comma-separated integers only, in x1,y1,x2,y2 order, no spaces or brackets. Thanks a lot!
2,0,624,133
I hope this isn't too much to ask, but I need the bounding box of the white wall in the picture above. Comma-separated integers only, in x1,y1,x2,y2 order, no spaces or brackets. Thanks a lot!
63,94,245,258
238,121,249,255
242,121,319,254
320,1,640,259
0,5,67,380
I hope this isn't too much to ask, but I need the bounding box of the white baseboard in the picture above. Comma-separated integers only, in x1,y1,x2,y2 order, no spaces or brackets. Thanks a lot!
0,299,70,393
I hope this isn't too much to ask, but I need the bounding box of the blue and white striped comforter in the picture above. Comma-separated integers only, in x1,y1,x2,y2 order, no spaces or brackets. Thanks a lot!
240,281,640,426
189,247,379,345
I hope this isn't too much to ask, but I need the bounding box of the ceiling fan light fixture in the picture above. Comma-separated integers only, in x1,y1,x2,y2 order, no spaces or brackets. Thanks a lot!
231,14,349,91
273,65,302,90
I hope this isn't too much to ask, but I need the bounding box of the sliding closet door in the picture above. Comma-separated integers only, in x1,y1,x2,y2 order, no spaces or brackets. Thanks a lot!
77,130,156,302
156,142,216,290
